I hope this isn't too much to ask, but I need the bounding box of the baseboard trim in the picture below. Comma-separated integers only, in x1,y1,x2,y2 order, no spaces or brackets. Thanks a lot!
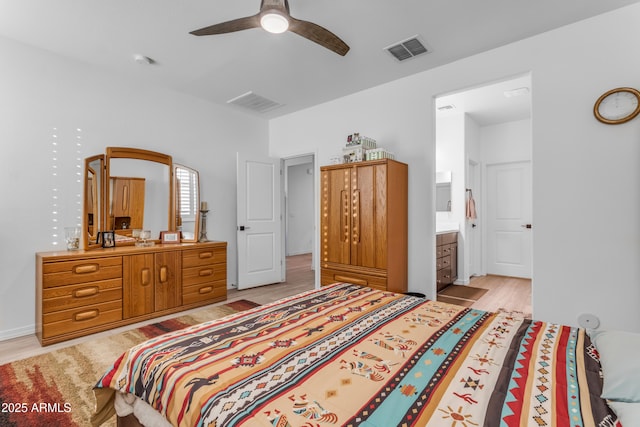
0,324,35,342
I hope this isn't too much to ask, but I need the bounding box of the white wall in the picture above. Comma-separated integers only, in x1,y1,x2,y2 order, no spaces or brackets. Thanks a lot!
436,114,465,225
436,113,467,283
480,119,532,164
286,162,314,255
0,36,269,340
270,3,640,332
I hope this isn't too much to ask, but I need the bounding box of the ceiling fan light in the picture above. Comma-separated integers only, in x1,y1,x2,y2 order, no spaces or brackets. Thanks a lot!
260,12,289,34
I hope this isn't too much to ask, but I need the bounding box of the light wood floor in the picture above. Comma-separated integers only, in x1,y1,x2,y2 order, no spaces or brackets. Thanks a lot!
461,275,531,316
0,255,530,365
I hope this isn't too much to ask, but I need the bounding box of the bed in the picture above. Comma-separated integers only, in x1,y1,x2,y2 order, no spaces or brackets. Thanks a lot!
92,282,633,427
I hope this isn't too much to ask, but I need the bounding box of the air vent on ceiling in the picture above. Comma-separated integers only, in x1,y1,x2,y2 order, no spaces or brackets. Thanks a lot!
227,91,283,113
385,35,430,62
437,104,456,111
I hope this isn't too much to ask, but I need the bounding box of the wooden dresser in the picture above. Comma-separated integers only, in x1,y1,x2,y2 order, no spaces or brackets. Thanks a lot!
320,159,408,293
36,241,226,346
436,232,458,291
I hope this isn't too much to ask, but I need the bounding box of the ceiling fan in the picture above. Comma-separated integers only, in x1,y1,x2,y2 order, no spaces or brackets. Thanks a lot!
189,0,350,56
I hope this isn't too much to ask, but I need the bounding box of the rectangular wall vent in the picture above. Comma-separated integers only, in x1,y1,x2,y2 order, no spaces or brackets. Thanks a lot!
227,91,283,113
385,35,430,62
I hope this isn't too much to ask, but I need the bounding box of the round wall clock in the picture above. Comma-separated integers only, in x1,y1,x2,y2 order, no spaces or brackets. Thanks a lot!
594,87,640,124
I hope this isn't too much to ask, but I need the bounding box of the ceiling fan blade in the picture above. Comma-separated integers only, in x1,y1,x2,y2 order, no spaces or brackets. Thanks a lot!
288,17,349,56
190,14,260,36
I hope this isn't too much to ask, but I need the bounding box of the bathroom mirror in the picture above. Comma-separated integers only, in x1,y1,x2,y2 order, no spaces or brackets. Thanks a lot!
84,155,104,248
174,164,200,242
436,171,452,212
105,147,174,245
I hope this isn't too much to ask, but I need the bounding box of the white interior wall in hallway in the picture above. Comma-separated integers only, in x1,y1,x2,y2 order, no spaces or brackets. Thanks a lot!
285,161,314,256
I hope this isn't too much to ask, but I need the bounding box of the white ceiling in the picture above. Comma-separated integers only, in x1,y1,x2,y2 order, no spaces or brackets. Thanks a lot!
436,74,532,126
0,0,638,119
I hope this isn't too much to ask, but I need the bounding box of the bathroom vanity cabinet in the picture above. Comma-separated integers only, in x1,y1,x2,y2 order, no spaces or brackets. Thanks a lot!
436,232,458,291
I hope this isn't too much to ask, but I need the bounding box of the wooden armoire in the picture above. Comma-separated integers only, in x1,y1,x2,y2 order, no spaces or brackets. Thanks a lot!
320,159,408,293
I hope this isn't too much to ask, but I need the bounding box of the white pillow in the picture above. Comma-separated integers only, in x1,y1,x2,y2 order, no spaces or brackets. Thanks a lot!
588,329,640,402
608,401,640,427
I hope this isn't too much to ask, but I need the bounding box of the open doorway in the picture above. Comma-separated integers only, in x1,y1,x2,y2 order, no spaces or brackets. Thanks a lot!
283,155,315,284
434,74,532,313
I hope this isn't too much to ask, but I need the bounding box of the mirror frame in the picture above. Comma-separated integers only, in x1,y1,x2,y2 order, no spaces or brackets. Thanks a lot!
83,155,105,249
105,147,175,245
173,164,200,243
435,171,452,213
84,147,204,250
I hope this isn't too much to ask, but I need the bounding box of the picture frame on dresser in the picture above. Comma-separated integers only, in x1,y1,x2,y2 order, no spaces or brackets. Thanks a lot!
101,231,115,248
160,231,180,244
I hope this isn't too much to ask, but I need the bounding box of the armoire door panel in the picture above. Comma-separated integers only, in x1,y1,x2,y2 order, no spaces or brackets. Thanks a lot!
351,166,365,267
374,164,388,269
321,168,351,265
352,164,387,270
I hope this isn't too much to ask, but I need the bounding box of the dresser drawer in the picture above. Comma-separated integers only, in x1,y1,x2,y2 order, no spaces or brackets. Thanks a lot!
321,267,387,291
42,300,122,339
182,281,226,305
182,265,225,286
441,244,454,257
437,254,451,270
42,256,122,288
183,248,226,268
42,278,122,313
437,267,452,287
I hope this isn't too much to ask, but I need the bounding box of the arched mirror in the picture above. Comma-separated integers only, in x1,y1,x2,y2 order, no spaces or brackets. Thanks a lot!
174,164,200,242
84,155,104,249
105,147,174,245
83,147,203,249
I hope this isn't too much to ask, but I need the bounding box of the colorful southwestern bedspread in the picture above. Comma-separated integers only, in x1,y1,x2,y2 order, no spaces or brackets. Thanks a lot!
93,283,619,427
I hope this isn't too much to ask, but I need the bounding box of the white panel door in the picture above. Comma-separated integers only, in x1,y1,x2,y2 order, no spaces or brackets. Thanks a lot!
237,153,282,289
486,161,532,278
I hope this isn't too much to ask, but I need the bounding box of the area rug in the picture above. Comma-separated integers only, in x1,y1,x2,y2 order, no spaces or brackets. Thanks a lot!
0,299,260,427
437,285,489,307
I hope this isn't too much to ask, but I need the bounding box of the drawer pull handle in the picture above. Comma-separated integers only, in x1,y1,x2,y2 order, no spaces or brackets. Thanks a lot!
74,264,99,274
199,269,213,277
74,309,99,321
141,268,151,286
74,287,98,298
334,275,368,286
199,286,213,294
159,266,168,284
199,252,213,259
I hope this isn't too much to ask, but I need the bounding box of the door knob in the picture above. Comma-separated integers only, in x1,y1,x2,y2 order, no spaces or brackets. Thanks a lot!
521,224,532,229
238,226,251,231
